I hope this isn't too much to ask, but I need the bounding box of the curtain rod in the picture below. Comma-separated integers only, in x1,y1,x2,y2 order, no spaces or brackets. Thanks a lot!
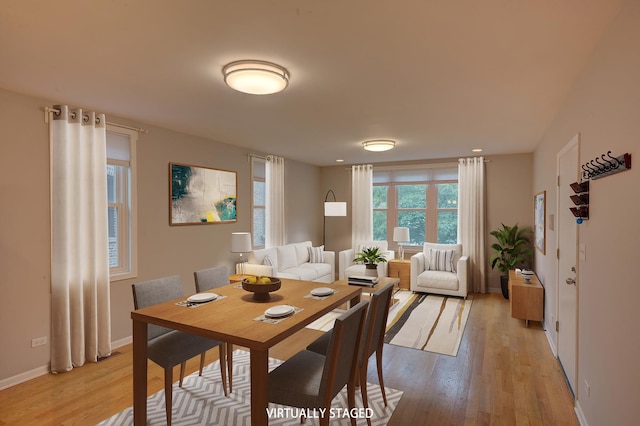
42,106,148,134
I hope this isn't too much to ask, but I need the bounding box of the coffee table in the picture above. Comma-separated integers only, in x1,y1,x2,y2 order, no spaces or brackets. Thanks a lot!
335,276,401,306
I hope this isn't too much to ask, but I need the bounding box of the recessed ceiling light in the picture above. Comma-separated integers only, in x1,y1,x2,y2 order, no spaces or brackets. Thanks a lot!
362,140,396,152
336,159,344,163
222,60,289,95
472,148,483,152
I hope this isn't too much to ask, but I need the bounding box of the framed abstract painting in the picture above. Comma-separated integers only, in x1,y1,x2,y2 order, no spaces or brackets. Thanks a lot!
534,190,546,254
169,162,237,225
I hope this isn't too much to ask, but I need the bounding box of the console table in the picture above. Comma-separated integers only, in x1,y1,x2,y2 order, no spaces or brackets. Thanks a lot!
509,270,544,327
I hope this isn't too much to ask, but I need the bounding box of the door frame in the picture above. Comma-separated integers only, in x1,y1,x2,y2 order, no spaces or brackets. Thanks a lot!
555,133,580,397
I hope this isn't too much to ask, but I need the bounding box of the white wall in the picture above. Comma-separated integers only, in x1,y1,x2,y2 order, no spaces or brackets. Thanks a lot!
533,1,640,424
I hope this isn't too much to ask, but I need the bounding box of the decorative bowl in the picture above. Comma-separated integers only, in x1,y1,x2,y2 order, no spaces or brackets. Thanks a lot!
242,277,282,301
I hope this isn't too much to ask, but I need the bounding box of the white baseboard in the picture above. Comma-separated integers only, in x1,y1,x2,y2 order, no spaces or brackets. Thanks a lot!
575,400,588,426
0,335,133,391
545,328,558,357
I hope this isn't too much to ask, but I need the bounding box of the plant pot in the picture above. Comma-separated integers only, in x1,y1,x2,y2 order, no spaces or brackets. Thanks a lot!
364,263,378,277
500,275,509,299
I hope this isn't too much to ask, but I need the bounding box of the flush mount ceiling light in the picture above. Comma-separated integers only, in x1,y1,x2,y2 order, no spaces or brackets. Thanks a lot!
222,60,289,95
362,139,396,152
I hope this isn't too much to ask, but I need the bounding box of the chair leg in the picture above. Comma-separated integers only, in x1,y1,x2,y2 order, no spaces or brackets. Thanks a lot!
199,351,206,376
218,344,228,396
360,362,372,426
347,382,357,426
375,348,387,407
164,367,173,426
178,361,186,387
227,343,234,393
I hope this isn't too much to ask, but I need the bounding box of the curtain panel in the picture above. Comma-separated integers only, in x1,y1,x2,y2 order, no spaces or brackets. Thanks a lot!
458,157,487,293
351,164,373,248
265,155,285,247
50,105,111,372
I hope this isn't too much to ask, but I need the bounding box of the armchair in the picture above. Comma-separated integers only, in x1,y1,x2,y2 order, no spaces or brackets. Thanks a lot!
410,242,469,298
339,240,394,280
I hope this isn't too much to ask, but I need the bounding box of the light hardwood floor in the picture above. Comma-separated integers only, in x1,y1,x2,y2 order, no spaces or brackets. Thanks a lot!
0,293,577,425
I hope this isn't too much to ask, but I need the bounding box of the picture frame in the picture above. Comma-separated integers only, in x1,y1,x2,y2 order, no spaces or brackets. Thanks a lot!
534,191,546,254
169,162,237,225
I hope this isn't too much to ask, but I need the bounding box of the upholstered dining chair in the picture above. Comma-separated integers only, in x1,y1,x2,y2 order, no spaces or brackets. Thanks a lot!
307,282,395,425
268,301,369,426
131,275,228,426
194,265,234,392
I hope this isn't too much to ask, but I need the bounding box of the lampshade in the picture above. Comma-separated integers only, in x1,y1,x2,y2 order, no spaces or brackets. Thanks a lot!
324,201,347,217
363,140,396,152
223,60,289,95
393,227,410,242
231,232,252,253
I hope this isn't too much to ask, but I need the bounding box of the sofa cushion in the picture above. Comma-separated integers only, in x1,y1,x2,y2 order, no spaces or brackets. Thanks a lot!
417,270,459,291
277,244,297,271
308,245,324,263
426,248,456,272
250,247,277,268
293,241,312,265
280,266,318,281
298,262,331,278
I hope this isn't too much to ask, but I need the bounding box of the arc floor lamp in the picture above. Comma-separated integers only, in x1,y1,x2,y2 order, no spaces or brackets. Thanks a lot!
323,190,347,246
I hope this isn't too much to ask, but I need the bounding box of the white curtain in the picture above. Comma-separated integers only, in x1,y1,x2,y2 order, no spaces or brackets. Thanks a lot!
458,157,487,293
50,105,111,372
351,164,373,248
265,155,285,247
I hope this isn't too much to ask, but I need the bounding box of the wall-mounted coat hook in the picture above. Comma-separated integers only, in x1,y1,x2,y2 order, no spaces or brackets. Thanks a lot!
581,151,631,180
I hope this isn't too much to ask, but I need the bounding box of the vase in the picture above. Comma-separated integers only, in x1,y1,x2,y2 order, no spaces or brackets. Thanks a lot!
364,264,378,277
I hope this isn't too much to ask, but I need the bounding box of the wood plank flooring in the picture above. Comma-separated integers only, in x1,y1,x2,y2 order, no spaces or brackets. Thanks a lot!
0,293,577,425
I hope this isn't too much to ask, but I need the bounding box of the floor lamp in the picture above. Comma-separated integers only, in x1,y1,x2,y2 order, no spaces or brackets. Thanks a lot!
323,190,347,246
231,232,252,279
393,227,410,261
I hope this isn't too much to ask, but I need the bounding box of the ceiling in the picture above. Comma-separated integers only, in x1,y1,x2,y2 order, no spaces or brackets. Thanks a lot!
0,1,622,166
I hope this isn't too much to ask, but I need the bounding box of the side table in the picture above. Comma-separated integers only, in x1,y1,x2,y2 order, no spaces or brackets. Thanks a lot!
388,259,411,290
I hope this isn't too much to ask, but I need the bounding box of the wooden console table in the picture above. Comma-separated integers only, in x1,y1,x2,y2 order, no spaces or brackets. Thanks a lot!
509,270,544,327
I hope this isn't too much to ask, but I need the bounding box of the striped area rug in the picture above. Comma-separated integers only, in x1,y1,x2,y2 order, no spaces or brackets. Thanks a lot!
98,350,402,426
384,293,472,356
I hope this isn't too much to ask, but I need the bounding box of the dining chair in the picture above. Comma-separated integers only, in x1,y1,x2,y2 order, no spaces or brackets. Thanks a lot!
307,282,395,425
268,301,369,426
194,265,234,392
131,275,228,426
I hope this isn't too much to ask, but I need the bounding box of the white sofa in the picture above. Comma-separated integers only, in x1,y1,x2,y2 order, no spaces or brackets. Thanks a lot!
241,241,335,283
338,240,394,280
410,242,468,298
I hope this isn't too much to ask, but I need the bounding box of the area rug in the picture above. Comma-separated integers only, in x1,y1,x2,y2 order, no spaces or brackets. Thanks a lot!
98,350,402,426
384,293,472,356
306,289,416,332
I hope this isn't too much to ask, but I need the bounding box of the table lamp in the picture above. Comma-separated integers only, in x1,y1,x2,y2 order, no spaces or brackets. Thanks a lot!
231,232,252,279
393,227,410,261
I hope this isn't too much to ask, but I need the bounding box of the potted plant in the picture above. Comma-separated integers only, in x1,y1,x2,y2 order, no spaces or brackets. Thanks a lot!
353,246,388,276
489,223,533,299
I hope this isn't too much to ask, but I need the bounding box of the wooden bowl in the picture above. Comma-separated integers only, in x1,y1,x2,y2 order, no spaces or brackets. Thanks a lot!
242,277,282,301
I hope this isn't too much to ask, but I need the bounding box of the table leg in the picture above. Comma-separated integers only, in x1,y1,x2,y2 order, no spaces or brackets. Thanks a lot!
250,348,269,426
349,291,362,308
132,319,148,425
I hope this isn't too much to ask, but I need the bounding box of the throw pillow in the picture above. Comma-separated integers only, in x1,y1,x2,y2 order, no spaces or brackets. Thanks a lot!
427,248,455,272
263,254,274,267
308,246,325,263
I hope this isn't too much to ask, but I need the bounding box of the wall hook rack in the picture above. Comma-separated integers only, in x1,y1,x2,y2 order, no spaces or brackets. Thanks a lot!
581,151,631,180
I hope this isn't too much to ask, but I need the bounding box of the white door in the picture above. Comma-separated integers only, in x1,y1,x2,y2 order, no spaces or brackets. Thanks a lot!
556,134,579,396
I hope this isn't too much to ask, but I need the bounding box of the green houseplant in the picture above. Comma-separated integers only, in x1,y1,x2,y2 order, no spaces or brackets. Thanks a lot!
353,246,388,274
489,223,533,299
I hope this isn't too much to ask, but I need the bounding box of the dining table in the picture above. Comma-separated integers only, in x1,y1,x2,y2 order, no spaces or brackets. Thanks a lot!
131,278,363,426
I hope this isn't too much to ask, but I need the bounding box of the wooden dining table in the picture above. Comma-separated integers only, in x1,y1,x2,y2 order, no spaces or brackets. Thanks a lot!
131,278,362,426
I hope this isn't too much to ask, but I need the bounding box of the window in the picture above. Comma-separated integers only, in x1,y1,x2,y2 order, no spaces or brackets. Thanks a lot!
251,156,266,249
373,166,458,249
107,126,137,281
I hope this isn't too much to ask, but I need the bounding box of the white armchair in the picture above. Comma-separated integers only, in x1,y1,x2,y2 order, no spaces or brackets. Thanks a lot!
339,240,394,280
410,242,468,298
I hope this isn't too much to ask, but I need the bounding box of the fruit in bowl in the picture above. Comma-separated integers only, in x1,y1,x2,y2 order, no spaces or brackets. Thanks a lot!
242,276,281,301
